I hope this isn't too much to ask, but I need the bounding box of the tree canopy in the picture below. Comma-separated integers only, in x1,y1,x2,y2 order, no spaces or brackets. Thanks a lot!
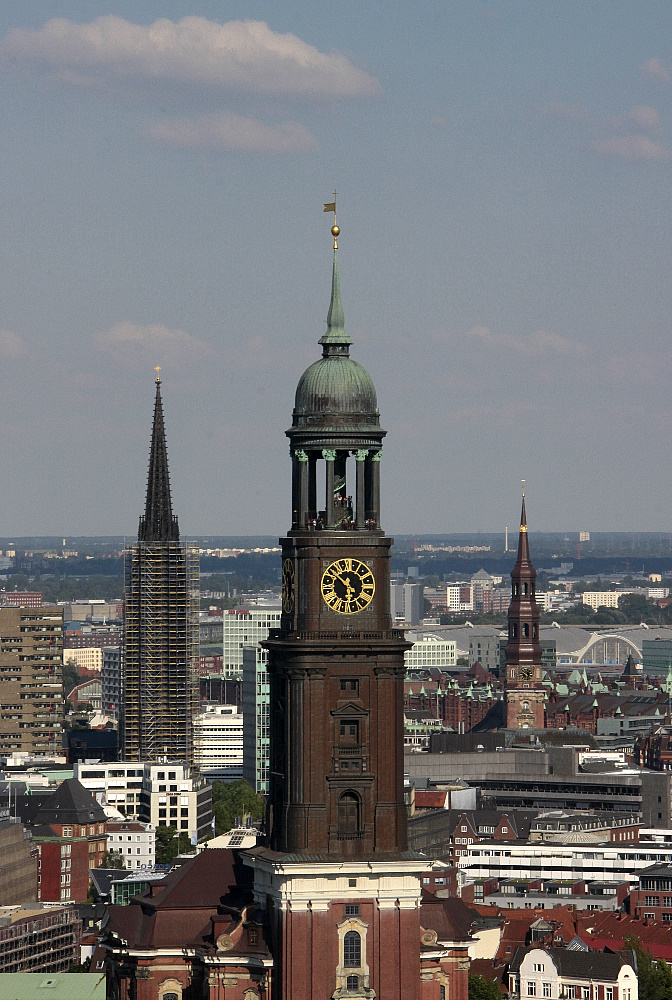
469,973,503,1000
624,935,672,1000
211,779,264,836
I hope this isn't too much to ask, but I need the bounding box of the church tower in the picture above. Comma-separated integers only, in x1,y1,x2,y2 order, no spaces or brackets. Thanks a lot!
244,217,464,1000
504,489,545,729
122,373,199,764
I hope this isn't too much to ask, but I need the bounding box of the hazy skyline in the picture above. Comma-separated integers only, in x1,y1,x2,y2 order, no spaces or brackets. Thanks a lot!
0,2,671,536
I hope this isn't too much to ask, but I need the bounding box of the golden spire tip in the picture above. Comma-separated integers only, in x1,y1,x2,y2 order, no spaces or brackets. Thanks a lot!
155,366,161,384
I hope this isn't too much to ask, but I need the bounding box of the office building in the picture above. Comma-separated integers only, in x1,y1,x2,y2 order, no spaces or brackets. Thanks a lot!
0,606,63,756
405,635,457,671
193,704,243,780
139,761,212,841
242,644,270,793
222,604,281,679
62,646,103,673
0,904,81,973
122,374,199,765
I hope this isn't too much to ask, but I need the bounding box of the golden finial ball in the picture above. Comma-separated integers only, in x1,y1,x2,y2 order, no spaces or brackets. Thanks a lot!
331,225,340,238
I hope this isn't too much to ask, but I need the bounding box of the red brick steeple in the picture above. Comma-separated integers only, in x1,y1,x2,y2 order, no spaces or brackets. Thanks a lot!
504,488,544,729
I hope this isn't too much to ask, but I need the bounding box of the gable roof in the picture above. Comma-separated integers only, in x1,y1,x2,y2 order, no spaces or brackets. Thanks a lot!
510,946,628,981
34,778,107,827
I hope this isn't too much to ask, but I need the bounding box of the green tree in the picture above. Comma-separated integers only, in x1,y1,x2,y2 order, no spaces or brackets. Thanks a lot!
469,973,502,1000
101,850,126,869
618,593,661,625
155,824,192,865
623,935,672,1000
211,779,264,836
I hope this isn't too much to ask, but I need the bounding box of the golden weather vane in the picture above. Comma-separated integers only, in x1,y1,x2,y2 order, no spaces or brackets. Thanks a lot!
323,191,339,248
521,479,526,497
155,366,161,383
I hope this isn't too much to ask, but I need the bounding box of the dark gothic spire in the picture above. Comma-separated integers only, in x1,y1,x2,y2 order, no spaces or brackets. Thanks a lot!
138,372,179,543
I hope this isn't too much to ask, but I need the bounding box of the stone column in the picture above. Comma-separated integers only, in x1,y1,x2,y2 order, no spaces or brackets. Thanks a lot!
355,450,367,529
296,450,308,527
323,449,336,528
371,450,382,527
308,453,317,520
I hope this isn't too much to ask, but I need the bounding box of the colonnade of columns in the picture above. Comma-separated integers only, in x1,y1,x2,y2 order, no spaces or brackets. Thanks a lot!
291,448,381,530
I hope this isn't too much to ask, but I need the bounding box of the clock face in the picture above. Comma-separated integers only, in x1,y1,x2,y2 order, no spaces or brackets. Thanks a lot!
519,667,533,682
282,558,295,614
321,558,375,615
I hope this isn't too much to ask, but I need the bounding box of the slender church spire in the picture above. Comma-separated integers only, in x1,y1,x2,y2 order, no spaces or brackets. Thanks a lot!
319,215,353,355
138,371,179,542
515,485,532,569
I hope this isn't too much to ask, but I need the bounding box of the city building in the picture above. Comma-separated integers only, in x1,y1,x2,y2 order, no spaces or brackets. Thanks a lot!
504,497,545,730
391,580,424,624
467,628,503,672
106,820,155,870
1,592,43,609
139,761,212,841
0,606,64,756
122,374,199,765
193,704,243,780
101,646,122,719
405,635,457,671
63,646,103,673
31,778,108,903
0,904,81,973
643,638,672,677
242,645,270,793
73,761,145,819
469,877,629,911
0,816,38,904
222,604,281,679
582,591,636,611
508,948,637,1000
447,584,473,613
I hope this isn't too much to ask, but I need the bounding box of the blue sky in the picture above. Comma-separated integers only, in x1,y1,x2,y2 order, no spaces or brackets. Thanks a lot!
0,2,671,536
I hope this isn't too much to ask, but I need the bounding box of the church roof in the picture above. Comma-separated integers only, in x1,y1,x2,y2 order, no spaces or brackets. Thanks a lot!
34,778,107,827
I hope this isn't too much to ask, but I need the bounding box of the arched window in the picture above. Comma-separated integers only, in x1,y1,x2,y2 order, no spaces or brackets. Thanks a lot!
533,624,538,638
512,623,518,638
344,930,361,967
523,583,528,595
338,792,360,834
523,623,529,638
163,994,179,1000
514,584,519,597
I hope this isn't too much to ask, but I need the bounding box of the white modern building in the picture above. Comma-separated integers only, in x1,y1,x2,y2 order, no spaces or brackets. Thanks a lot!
74,760,212,841
222,603,281,679
106,820,155,869
446,585,473,613
459,838,672,887
74,762,145,819
193,705,243,781
242,645,270,794
140,761,212,841
404,636,456,671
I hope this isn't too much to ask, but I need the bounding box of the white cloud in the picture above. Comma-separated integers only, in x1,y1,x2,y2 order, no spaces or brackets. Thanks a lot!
2,16,382,99
0,329,28,359
627,105,661,131
642,57,671,83
94,322,214,364
465,325,586,356
144,110,316,153
592,135,672,161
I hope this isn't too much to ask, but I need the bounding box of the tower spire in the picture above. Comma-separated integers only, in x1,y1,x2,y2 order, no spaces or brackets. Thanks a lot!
319,201,352,356
138,373,179,542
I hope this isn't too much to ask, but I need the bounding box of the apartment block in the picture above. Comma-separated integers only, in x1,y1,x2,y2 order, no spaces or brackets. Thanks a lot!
0,607,63,755
193,704,243,780
0,904,81,973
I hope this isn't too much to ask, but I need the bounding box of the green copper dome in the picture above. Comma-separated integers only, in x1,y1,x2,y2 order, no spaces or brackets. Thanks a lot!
292,244,380,430
294,354,378,426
